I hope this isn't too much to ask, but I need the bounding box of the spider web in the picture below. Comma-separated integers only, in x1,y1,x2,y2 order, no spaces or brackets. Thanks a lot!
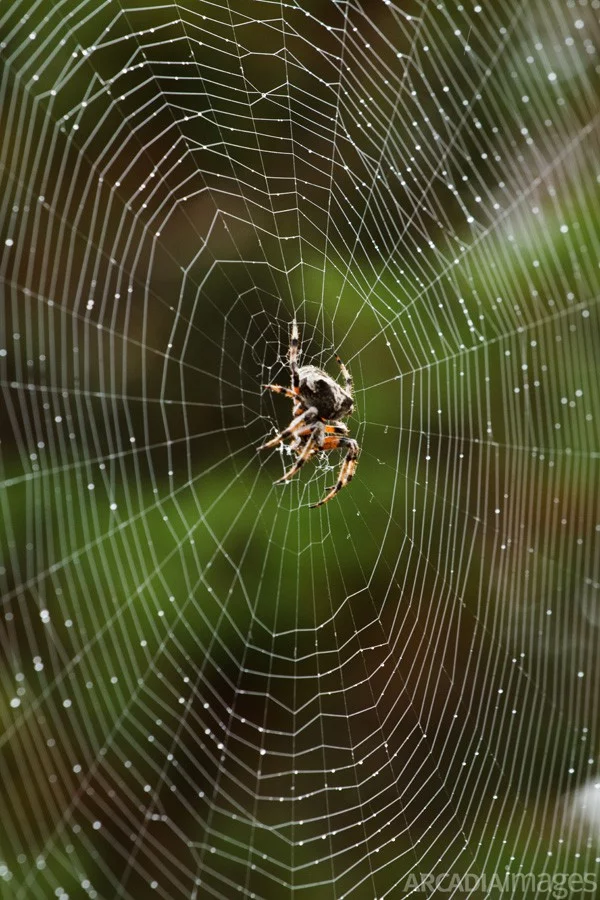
1,0,600,897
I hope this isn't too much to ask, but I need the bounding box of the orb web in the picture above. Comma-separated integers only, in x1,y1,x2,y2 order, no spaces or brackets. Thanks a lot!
1,1,599,898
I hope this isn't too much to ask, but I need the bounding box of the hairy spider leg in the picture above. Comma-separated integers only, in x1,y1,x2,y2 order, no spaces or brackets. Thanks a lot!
274,438,317,484
290,319,300,389
262,383,298,401
287,426,314,452
262,382,303,418
335,353,353,397
310,437,359,508
286,421,345,451
303,429,352,471
257,406,318,450
324,422,349,435
275,422,325,483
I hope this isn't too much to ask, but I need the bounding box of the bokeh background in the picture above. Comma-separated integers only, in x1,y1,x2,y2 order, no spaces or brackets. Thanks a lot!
1,0,600,897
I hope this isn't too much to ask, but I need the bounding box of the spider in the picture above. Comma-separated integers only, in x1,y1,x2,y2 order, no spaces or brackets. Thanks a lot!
258,320,359,508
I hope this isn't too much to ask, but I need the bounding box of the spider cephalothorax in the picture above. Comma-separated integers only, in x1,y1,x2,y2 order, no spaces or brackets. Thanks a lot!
258,320,359,507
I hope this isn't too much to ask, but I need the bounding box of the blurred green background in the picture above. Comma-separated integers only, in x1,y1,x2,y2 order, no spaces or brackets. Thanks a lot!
1,0,600,897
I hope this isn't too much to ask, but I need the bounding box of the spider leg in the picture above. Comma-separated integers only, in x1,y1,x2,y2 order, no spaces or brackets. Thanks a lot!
274,437,316,483
324,422,349,436
290,319,300,390
262,382,302,418
310,438,359,508
257,406,318,451
262,383,298,401
275,422,325,483
320,426,350,485
335,353,353,397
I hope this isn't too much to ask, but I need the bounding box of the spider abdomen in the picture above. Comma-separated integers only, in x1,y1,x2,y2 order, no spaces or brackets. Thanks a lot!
298,365,354,420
